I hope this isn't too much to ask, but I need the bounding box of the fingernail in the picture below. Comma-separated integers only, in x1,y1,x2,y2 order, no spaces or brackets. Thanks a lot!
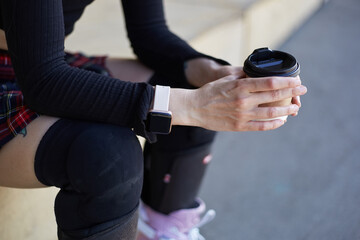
296,85,307,94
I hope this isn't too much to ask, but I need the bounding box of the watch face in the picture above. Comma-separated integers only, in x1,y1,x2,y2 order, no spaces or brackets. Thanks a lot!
146,111,172,134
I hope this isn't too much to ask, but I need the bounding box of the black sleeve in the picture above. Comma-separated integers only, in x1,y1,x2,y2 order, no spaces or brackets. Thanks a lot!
121,0,229,87
0,0,155,141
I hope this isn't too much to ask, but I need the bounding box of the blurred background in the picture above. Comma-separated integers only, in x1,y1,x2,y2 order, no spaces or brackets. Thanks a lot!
0,0,359,239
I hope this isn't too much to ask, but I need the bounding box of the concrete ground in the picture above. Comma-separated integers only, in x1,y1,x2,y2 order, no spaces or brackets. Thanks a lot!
200,0,360,239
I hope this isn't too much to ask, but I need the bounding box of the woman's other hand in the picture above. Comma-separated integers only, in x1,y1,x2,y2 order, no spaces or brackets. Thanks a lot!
185,58,245,87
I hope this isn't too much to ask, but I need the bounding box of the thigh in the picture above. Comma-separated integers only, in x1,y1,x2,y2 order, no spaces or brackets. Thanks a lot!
105,57,154,83
0,115,59,188
0,56,151,189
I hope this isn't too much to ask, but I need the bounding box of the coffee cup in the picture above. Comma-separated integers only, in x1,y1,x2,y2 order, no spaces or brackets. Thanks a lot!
243,47,300,121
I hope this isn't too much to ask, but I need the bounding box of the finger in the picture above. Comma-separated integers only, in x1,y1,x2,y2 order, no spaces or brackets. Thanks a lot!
252,105,299,120
245,119,286,131
291,111,298,117
292,96,301,107
254,85,307,104
290,96,301,116
244,76,301,92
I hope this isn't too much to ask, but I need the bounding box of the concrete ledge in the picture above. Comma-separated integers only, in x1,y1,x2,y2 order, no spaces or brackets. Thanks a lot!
66,0,323,65
0,187,58,240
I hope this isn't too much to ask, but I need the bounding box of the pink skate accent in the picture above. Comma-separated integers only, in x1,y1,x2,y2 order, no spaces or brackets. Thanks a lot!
202,155,212,165
163,174,171,183
137,198,214,240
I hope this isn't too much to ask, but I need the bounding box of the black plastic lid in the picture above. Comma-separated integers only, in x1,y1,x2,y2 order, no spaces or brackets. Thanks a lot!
243,47,300,77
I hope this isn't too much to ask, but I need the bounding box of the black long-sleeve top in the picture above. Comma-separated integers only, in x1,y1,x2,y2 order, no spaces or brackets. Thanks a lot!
0,0,226,141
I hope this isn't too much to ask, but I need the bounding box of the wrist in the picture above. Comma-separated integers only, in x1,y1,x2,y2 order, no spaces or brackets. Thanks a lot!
169,88,199,127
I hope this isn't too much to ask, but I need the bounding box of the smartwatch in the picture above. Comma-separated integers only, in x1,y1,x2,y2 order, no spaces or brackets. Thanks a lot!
146,85,172,134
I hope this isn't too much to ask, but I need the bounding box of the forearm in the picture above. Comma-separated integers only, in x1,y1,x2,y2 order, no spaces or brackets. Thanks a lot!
121,0,230,87
122,0,199,75
1,0,155,140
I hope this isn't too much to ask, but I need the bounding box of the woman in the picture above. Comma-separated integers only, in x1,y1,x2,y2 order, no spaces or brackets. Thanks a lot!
0,0,306,239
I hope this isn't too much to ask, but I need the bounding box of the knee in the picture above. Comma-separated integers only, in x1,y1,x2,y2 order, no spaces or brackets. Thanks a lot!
67,124,143,197
35,121,143,234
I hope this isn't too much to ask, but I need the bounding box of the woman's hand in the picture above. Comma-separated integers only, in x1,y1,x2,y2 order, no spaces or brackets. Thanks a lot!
170,75,307,132
185,58,244,87
185,57,303,117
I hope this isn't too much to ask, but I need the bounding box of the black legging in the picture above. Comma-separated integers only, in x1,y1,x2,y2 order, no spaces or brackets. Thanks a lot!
142,125,216,214
35,118,215,239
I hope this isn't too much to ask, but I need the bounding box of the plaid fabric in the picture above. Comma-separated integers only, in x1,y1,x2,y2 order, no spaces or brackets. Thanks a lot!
64,52,110,76
0,51,110,148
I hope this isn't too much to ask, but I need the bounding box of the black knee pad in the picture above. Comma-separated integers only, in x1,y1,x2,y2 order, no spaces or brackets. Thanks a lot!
35,119,143,238
141,126,216,214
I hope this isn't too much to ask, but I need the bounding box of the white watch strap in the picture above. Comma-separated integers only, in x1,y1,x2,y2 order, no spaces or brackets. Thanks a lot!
153,85,170,111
